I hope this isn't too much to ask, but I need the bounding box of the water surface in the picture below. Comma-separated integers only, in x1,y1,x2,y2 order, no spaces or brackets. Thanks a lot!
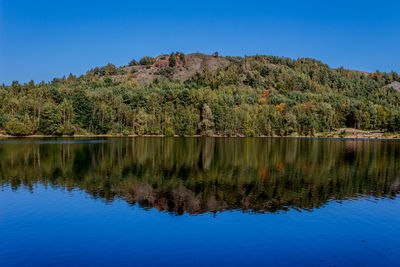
1,137,399,266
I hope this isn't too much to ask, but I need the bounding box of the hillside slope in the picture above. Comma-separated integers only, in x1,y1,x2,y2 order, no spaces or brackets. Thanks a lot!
1,52,400,137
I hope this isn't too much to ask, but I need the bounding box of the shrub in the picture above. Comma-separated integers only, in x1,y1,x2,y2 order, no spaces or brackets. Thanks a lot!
177,52,185,63
139,57,155,66
122,129,130,136
104,77,113,85
339,130,347,138
155,67,174,78
165,127,175,137
128,59,138,66
63,123,76,136
4,118,33,136
100,64,117,76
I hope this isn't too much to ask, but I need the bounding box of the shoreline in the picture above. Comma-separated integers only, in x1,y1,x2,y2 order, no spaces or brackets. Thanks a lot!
0,133,400,141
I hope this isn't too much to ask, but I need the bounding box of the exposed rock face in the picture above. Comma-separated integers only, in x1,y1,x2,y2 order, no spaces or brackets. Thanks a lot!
388,81,400,91
122,53,231,85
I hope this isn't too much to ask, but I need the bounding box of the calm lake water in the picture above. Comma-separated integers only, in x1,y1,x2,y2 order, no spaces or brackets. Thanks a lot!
1,137,400,266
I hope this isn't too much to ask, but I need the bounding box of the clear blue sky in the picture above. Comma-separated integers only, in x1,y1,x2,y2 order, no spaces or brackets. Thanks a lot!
1,0,399,84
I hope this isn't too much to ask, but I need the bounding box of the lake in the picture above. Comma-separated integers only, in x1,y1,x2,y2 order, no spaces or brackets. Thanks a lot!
1,137,400,266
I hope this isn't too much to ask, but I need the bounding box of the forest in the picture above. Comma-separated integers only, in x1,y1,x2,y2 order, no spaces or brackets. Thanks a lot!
1,52,400,136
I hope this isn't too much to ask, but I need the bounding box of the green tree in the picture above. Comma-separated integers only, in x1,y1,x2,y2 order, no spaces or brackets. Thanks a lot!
139,57,155,66
39,104,63,135
0,111,8,128
128,59,138,66
1,53,400,137
73,89,93,130
134,109,148,135
169,53,177,67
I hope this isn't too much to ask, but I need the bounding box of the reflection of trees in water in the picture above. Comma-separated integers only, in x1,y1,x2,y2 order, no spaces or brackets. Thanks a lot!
201,137,215,170
1,138,400,215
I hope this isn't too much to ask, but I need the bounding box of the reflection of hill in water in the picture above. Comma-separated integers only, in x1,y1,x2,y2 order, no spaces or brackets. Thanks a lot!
1,138,399,215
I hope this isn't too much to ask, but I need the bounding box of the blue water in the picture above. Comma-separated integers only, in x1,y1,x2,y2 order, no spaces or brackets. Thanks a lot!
1,137,400,266
1,185,399,266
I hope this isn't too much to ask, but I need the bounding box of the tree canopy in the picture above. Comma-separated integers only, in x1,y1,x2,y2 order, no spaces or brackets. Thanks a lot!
1,53,400,136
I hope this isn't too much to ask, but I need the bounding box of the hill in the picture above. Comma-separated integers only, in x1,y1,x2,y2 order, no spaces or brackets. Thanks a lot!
1,52,400,137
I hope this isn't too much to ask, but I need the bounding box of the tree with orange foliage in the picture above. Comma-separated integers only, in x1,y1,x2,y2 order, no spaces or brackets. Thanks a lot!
259,98,267,104
275,103,285,111
261,89,270,98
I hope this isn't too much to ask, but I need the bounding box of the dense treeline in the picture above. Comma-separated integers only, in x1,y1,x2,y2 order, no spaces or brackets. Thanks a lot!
1,53,400,136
